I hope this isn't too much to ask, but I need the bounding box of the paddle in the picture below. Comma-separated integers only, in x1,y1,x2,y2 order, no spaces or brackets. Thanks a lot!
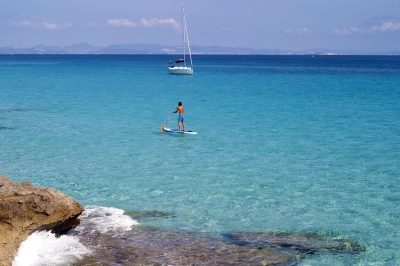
159,112,174,130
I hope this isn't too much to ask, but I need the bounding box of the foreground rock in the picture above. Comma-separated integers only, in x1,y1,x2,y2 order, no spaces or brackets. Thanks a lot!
0,175,84,266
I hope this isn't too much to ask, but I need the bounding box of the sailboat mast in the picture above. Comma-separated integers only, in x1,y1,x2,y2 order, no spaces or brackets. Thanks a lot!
182,4,192,68
182,5,186,67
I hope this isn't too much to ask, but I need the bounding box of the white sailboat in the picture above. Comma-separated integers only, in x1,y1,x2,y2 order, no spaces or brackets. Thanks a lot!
168,4,193,75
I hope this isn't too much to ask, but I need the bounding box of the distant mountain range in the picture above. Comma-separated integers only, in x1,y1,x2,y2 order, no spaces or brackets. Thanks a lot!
0,43,399,55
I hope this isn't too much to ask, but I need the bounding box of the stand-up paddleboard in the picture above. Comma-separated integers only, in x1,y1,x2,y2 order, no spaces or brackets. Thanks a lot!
163,127,197,134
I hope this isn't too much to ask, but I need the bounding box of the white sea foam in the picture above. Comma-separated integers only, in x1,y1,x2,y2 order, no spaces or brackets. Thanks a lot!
12,206,138,266
78,205,139,235
12,231,91,266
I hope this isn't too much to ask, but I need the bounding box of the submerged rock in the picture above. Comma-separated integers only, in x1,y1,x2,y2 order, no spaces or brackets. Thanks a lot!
0,175,84,266
72,225,365,265
125,210,174,219
226,231,366,254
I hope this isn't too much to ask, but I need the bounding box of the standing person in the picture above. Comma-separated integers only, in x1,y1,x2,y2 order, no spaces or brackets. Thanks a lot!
173,102,186,132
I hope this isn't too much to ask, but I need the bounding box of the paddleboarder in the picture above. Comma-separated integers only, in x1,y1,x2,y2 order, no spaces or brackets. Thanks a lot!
173,102,186,132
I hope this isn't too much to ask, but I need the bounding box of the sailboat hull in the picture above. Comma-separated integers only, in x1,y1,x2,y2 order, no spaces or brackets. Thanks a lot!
168,66,193,75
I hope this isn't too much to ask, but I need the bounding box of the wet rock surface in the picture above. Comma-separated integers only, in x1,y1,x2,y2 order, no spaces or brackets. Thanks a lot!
0,175,84,266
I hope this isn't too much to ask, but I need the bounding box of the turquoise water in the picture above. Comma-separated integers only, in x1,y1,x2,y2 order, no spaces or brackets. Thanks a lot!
1,54,400,264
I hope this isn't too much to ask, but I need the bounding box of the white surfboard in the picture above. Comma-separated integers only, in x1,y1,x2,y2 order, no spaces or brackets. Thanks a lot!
163,127,197,134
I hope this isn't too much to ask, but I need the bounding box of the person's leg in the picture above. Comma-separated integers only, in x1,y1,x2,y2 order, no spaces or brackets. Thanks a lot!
178,115,184,131
181,116,185,131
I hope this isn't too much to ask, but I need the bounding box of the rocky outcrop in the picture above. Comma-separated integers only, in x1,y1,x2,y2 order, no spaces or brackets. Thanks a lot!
0,175,84,266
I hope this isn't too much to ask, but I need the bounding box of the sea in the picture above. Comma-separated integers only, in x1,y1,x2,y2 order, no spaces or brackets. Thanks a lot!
1,54,399,265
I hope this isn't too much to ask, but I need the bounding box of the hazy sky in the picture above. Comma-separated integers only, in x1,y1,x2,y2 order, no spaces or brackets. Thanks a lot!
1,0,400,52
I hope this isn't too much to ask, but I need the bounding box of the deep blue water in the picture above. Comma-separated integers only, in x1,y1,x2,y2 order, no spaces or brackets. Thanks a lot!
1,54,400,265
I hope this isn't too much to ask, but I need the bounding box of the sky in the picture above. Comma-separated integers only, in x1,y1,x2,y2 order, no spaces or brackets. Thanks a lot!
1,0,400,53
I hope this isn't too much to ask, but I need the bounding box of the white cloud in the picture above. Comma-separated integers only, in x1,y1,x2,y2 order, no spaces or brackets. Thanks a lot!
44,22,72,30
333,22,400,35
107,18,180,30
300,27,314,34
108,19,137,28
333,27,362,35
140,18,180,29
370,22,400,32
11,21,40,27
284,27,313,35
43,22,58,30
11,21,71,30
284,29,293,34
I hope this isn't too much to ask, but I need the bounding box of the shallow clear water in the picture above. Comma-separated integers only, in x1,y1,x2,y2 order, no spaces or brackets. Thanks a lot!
1,54,400,265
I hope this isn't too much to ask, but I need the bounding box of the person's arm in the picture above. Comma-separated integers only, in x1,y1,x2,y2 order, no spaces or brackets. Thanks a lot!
173,107,178,113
